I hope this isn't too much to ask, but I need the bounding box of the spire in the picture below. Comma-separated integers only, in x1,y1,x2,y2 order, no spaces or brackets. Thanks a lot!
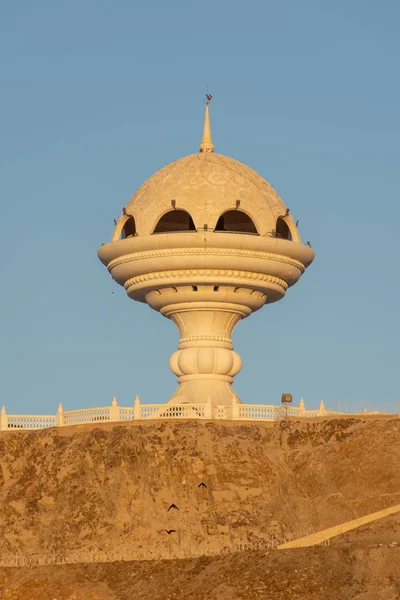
199,97,214,153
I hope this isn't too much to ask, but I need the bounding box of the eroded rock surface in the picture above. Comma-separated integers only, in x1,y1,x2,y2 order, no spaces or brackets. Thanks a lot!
0,416,399,562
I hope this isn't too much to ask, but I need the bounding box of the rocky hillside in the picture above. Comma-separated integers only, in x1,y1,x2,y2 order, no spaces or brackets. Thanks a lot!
1,512,400,600
0,416,399,562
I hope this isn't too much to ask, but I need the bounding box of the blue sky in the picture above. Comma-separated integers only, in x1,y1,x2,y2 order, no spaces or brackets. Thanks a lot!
1,0,399,415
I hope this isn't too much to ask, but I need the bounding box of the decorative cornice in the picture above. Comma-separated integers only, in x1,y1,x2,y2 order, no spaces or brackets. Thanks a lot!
179,335,232,344
124,269,288,291
108,247,305,273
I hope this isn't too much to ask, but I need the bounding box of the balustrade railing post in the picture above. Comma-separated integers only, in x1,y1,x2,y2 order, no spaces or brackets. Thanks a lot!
0,405,7,430
299,398,305,416
231,394,239,419
56,403,64,427
134,395,141,420
204,395,212,419
110,397,119,422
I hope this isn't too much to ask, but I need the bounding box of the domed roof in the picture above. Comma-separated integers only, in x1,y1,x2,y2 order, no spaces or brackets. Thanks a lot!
114,102,299,240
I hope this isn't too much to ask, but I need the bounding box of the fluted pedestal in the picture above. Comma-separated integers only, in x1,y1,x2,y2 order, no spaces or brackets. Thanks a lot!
155,294,252,406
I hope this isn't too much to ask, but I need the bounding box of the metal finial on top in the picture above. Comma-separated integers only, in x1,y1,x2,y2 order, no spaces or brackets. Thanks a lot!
200,94,214,153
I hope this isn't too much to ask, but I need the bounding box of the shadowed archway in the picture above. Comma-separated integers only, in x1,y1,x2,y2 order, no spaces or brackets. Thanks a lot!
153,210,196,233
215,210,258,234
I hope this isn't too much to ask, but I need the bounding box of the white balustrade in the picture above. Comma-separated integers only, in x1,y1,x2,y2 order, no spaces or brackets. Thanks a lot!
139,404,161,419
5,415,56,429
63,408,111,427
238,405,281,420
0,397,344,431
118,407,134,421
216,406,227,419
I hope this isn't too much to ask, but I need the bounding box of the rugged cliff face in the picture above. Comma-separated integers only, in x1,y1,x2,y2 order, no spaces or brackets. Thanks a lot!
0,416,399,562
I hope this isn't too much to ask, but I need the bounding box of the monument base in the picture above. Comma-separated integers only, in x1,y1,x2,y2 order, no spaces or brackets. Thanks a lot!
166,378,242,408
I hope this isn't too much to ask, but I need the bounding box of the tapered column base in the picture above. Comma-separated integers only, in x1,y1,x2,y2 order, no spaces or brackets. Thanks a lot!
166,377,241,408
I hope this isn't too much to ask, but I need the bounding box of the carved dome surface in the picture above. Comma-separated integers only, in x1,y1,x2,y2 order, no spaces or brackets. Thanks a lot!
112,102,300,241
121,152,295,237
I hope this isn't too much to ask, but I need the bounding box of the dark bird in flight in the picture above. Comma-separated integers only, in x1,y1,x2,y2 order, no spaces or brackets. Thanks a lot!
198,483,207,489
206,93,212,102
111,291,114,294
168,504,179,511
165,529,176,535
295,220,299,227
113,218,117,225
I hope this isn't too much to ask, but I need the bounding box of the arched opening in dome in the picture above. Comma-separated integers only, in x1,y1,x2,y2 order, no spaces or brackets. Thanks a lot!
153,210,196,233
275,217,292,241
112,214,137,241
215,210,258,234
121,216,137,239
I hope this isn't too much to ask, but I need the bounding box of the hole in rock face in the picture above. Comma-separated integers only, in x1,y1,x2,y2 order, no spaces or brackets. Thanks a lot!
214,286,219,291
215,210,258,234
192,286,198,291
121,216,136,238
153,210,196,233
275,217,292,240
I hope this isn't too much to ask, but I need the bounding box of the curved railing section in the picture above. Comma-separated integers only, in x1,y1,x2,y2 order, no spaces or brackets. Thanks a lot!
0,396,365,432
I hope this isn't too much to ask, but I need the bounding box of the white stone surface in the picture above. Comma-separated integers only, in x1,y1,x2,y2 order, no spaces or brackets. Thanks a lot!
97,102,315,407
